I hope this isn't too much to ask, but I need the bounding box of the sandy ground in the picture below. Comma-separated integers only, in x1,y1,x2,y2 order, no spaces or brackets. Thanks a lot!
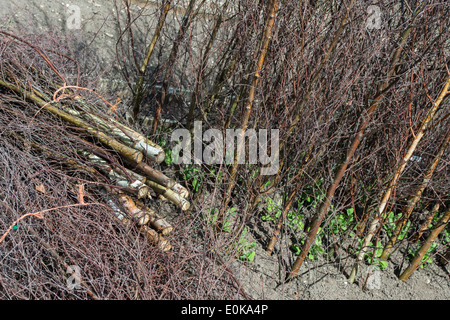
229,225,450,300
1,0,449,300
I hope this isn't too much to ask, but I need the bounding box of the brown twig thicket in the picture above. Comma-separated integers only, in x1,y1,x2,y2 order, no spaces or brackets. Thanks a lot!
0,30,247,299
0,0,449,298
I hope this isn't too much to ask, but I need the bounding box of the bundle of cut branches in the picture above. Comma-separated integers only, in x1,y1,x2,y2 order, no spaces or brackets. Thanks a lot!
0,31,190,252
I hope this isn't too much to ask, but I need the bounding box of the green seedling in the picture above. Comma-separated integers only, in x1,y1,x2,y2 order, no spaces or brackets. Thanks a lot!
209,208,219,224
261,197,283,222
208,210,256,262
158,136,174,165
208,168,223,183
298,179,325,209
208,207,238,233
291,243,302,256
164,148,173,165
261,195,306,231
183,166,203,193
291,227,324,261
328,207,355,235
382,211,411,241
222,206,237,233
349,239,388,270
363,240,388,270
408,241,438,269
286,212,305,231
442,229,450,246
237,227,257,262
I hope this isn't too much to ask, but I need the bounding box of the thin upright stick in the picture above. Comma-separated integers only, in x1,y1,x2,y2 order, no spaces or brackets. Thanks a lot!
399,206,450,281
349,76,450,283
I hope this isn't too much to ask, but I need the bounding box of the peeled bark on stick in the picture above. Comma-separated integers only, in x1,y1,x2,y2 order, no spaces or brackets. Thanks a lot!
141,225,172,251
48,82,165,163
77,135,186,201
76,134,174,189
1,85,177,252
147,215,174,235
0,79,144,164
380,133,450,260
12,130,174,239
115,192,174,236
349,76,450,283
2,80,178,198
108,117,165,163
135,200,174,235
73,135,173,192
64,103,165,163
117,193,153,226
172,183,190,199
80,151,150,199
146,179,190,211
107,168,149,199
398,206,450,281
135,161,176,189
106,195,172,251
107,197,130,222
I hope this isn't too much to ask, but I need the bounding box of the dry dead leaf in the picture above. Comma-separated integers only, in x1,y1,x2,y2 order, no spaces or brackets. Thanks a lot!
35,184,46,194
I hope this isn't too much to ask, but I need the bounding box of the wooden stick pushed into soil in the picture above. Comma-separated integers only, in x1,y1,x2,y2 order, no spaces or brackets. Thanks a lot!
399,206,450,281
